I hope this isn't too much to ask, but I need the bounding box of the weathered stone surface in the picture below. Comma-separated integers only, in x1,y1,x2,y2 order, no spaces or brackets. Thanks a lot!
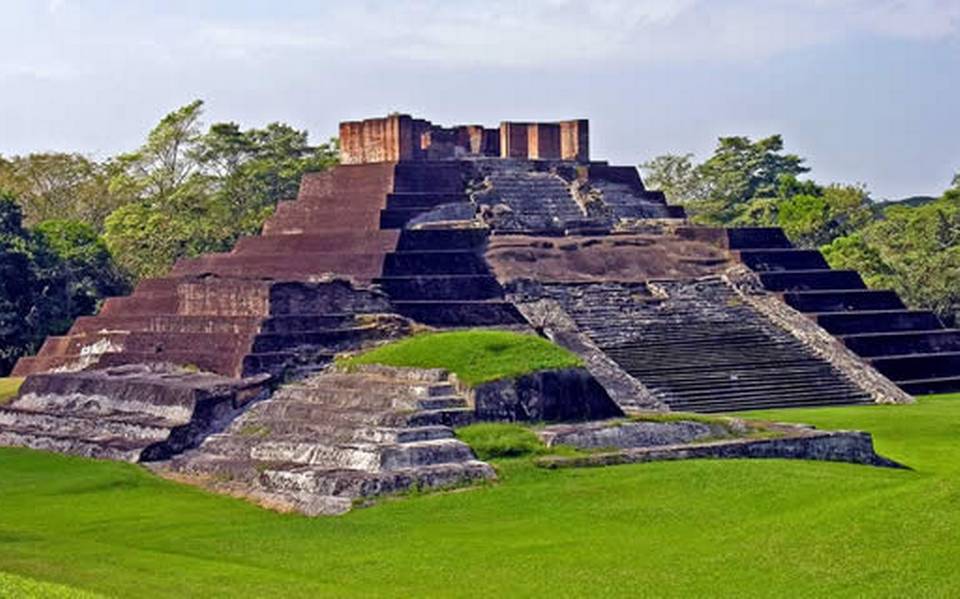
158,367,495,516
539,419,729,450
537,429,905,470
514,278,873,412
1,364,269,462
724,265,913,405
469,367,622,422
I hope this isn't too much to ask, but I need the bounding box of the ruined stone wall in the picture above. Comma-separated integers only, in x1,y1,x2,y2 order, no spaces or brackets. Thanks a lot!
341,114,588,164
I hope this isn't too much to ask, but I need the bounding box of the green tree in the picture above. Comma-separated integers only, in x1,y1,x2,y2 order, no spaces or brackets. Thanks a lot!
33,220,131,316
642,136,810,225
823,194,960,324
104,101,338,280
639,153,707,205
0,153,127,230
776,184,874,248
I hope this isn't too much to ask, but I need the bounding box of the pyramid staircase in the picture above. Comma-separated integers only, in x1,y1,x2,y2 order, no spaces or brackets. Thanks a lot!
541,281,871,412
683,226,960,396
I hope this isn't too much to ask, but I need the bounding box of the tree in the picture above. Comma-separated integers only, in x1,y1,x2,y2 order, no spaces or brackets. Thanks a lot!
104,101,338,280
639,153,707,205
0,153,127,230
33,220,130,316
823,194,960,325
0,192,130,375
642,135,810,225
775,184,874,248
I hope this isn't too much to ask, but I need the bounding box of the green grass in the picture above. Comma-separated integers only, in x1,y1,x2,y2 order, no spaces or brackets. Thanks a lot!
0,377,23,405
2,396,960,596
0,571,102,598
339,329,582,386
456,423,546,459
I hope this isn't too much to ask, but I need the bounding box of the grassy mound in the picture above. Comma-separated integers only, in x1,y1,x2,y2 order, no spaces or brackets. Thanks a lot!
0,378,23,405
340,329,582,386
456,423,546,459
2,396,960,595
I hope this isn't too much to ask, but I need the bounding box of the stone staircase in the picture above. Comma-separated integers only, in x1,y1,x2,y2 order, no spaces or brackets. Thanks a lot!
682,226,960,395
159,366,492,515
536,280,871,412
378,228,526,327
584,165,685,220
478,161,587,232
0,364,269,462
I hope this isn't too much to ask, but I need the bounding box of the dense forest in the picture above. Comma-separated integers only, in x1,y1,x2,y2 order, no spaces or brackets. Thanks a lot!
0,101,338,375
1,103,957,376
642,139,960,326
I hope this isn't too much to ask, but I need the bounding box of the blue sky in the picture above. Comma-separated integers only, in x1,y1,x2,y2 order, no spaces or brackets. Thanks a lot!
1,0,959,199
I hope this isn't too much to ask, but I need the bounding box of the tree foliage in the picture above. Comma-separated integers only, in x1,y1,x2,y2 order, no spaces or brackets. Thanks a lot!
0,153,128,229
102,100,338,279
1,194,131,375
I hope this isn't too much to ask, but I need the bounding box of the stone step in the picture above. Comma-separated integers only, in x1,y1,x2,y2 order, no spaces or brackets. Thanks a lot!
407,408,476,428
250,327,385,353
0,427,148,462
667,393,871,414
651,379,866,402
241,351,335,378
385,192,469,209
897,375,960,396
416,396,468,410
841,330,960,358
379,205,476,229
758,269,866,292
71,314,263,335
812,310,945,335
736,249,829,271
233,231,399,254
395,228,489,251
170,252,388,282
783,289,906,313
393,300,527,326
870,352,960,382
249,400,406,427
258,460,494,502
382,250,490,276
0,406,174,443
376,275,504,301
726,227,793,249
36,330,255,359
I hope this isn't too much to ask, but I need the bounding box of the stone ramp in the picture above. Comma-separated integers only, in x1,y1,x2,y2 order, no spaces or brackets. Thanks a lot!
529,280,872,413
158,366,493,515
682,226,960,395
0,364,269,462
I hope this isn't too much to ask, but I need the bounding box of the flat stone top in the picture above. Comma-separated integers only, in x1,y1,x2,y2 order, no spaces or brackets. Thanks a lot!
485,233,732,284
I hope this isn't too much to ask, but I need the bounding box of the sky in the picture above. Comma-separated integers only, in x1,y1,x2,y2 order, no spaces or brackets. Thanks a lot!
1,0,959,200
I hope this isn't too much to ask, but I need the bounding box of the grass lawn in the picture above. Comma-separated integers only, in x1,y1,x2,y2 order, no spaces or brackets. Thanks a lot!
340,329,582,386
1,396,959,596
0,378,23,405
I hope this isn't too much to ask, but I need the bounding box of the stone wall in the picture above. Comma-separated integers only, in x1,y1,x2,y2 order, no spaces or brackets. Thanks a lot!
468,367,623,422
340,114,589,164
